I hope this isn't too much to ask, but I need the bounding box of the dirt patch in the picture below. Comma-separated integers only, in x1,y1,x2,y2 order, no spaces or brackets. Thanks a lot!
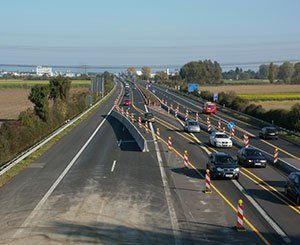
255,100,300,110
0,88,89,120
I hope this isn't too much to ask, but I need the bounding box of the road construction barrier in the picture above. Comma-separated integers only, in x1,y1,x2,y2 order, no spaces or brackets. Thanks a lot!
167,136,173,151
185,109,189,121
183,150,189,168
175,108,178,118
204,169,212,194
196,112,199,122
274,148,279,164
236,199,246,231
138,116,142,128
111,110,148,152
131,113,135,123
156,127,161,140
145,121,149,133
243,134,249,148
207,117,211,132
218,120,221,129
231,127,235,137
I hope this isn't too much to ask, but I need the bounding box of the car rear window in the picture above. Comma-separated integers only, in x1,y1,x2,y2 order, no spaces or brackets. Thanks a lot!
215,156,235,165
215,134,229,139
245,149,263,157
188,122,198,126
266,128,277,133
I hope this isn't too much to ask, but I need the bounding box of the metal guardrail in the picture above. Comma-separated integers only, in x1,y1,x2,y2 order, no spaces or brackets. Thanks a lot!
0,82,118,176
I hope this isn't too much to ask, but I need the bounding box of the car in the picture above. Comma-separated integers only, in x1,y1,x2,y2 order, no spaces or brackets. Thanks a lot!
237,147,267,168
210,131,233,148
123,99,131,106
259,127,278,140
203,102,217,114
184,119,200,133
206,152,239,179
124,91,130,97
142,112,155,123
284,172,300,204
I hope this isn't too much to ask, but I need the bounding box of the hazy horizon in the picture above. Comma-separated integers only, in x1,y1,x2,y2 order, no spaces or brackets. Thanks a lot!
1,0,300,66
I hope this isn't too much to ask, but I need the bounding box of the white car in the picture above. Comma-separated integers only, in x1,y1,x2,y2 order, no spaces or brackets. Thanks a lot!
210,132,233,148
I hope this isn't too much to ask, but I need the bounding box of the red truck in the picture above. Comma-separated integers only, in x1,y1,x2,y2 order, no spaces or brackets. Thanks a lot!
203,102,217,114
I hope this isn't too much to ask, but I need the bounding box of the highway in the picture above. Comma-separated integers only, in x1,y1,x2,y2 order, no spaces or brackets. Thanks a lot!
130,79,300,244
0,78,299,244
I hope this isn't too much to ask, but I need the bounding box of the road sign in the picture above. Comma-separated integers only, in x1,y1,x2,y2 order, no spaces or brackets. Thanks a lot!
188,83,199,93
227,122,235,130
213,93,218,102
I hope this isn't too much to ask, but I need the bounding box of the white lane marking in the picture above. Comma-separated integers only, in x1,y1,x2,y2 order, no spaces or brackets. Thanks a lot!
122,126,125,132
145,104,181,245
118,139,122,147
233,180,291,244
13,105,115,239
111,160,117,172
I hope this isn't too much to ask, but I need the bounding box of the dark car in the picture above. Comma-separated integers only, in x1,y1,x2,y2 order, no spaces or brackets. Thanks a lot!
206,152,239,180
124,91,130,97
284,172,300,204
237,147,267,168
142,112,155,123
259,127,278,140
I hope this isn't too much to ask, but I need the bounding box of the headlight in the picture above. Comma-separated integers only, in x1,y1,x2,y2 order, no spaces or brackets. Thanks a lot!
248,160,253,162
216,167,223,172
234,168,240,172
261,160,266,163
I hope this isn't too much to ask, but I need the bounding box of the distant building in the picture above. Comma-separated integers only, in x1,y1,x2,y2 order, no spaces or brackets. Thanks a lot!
136,70,142,76
36,66,53,77
166,68,170,75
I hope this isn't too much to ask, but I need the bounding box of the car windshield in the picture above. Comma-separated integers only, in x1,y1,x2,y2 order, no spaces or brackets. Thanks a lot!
215,134,228,139
215,156,235,165
266,128,277,133
188,122,198,126
145,113,153,118
245,149,263,157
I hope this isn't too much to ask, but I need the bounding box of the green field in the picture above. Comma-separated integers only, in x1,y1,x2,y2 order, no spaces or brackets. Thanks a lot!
222,79,270,85
239,93,300,101
0,79,90,88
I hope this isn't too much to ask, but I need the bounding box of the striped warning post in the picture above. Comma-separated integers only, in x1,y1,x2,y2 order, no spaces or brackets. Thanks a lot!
222,127,226,133
167,106,170,114
183,150,189,168
236,199,246,231
121,107,124,115
195,112,199,122
243,135,249,148
175,108,178,118
159,103,162,111
231,127,235,137
167,136,173,151
145,121,149,133
207,117,211,132
204,169,212,194
126,110,129,118
131,113,135,123
218,120,221,129
185,109,189,121
156,127,161,140
138,116,142,128
274,148,279,164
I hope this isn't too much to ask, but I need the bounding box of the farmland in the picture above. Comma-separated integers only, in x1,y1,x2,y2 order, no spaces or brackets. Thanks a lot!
0,79,90,88
255,100,300,110
239,93,300,101
0,87,89,120
202,84,300,94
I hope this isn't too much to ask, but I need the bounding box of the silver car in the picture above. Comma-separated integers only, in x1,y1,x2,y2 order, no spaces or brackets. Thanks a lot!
184,120,200,133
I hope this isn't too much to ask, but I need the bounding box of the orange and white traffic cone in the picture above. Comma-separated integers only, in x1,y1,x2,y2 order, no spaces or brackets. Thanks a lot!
274,148,279,164
167,136,173,151
183,150,189,168
204,169,212,194
243,134,249,148
156,127,161,140
236,199,246,231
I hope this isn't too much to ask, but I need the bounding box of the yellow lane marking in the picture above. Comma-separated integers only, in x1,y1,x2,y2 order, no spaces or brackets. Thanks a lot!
156,115,300,214
130,95,269,244
261,139,300,161
241,168,300,212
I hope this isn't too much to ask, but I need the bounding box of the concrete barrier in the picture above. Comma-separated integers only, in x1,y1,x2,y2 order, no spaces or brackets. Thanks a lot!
111,110,148,152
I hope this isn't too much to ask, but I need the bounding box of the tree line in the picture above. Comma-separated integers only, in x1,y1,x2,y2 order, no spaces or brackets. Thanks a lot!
0,73,114,166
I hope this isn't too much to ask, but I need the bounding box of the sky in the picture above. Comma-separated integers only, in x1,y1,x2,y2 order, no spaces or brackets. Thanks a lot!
0,0,300,67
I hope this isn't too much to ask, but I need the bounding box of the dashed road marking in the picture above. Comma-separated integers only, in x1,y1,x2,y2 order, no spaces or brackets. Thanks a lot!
111,160,117,172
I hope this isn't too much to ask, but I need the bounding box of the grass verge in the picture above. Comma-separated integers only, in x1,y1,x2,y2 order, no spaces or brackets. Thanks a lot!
0,85,116,188
0,79,90,88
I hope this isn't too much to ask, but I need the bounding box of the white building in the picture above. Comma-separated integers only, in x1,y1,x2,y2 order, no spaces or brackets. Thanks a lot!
36,66,53,77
